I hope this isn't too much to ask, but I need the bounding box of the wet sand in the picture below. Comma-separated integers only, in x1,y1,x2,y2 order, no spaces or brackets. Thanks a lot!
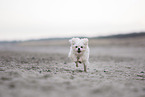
0,38,145,97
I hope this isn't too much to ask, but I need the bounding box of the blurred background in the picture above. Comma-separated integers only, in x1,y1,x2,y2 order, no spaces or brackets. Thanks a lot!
0,0,145,41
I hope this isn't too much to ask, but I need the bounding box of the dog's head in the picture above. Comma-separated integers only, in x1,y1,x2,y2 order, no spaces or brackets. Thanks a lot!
69,38,88,54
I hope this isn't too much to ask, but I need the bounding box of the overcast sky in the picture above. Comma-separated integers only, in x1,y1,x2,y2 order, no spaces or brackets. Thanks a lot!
0,0,145,41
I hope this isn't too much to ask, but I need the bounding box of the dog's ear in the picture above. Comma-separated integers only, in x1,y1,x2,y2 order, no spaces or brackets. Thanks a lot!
69,38,76,45
69,38,80,45
82,38,88,45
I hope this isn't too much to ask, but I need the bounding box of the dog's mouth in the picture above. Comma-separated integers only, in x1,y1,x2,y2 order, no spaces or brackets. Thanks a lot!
77,50,81,53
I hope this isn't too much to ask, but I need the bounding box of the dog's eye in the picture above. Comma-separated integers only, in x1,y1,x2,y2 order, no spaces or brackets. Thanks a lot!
75,46,78,48
81,46,83,48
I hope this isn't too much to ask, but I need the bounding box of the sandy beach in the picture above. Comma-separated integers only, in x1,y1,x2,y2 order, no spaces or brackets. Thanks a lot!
0,38,145,97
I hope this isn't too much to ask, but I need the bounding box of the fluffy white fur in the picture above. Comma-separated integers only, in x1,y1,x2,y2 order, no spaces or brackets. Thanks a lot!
68,38,90,72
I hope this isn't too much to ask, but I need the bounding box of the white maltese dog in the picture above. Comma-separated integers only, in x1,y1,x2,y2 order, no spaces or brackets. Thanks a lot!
68,38,90,72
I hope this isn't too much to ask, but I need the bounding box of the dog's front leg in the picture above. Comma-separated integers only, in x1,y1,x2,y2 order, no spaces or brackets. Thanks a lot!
83,63,87,72
83,61,89,72
75,61,78,67
76,57,80,67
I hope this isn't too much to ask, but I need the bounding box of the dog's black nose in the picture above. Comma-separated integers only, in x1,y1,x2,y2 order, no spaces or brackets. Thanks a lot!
78,48,80,51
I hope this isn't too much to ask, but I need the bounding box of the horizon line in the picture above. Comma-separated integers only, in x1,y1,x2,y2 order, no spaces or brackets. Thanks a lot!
0,32,145,42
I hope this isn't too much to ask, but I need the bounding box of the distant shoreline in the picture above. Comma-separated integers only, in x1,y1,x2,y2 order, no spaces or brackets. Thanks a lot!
0,32,145,43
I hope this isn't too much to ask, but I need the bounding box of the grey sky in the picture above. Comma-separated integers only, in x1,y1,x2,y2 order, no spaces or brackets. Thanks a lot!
0,0,145,41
